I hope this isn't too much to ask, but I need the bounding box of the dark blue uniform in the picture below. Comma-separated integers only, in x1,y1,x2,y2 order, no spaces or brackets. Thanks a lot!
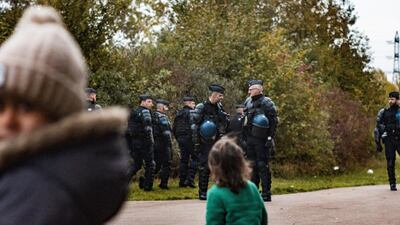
376,105,400,190
173,106,198,187
244,94,277,201
190,100,229,199
153,111,173,189
127,106,155,191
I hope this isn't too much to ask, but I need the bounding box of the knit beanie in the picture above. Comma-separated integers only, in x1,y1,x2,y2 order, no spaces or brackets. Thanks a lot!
0,6,87,119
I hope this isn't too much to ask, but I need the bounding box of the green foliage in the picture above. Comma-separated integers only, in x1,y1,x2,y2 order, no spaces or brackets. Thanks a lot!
275,0,384,115
0,0,168,72
252,29,335,175
0,0,390,176
89,70,133,106
162,0,269,81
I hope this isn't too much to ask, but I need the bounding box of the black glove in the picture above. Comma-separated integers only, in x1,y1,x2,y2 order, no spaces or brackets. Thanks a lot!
376,142,383,152
265,137,275,159
194,143,200,154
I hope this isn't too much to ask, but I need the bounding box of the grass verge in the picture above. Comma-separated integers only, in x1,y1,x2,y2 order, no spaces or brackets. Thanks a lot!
127,159,397,201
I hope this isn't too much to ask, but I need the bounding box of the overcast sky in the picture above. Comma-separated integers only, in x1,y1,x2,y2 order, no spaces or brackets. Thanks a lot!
351,0,400,81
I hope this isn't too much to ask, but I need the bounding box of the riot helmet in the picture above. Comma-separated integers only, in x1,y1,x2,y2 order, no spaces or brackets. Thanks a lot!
199,120,217,141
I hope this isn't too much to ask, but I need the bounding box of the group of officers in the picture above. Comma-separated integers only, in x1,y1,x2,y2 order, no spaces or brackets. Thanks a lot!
125,80,278,201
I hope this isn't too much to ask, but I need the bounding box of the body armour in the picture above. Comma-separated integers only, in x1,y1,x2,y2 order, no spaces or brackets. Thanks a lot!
190,100,229,144
127,106,154,143
173,106,192,137
153,111,173,147
244,94,278,138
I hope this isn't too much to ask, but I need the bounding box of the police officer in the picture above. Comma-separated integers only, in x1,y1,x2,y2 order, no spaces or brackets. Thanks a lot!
228,104,245,133
375,91,400,191
243,80,277,201
85,88,102,111
227,104,246,148
190,84,229,200
173,96,198,188
153,99,173,189
127,94,155,191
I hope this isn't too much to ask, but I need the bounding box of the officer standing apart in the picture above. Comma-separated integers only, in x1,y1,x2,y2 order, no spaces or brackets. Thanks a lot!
85,87,102,111
375,91,400,191
243,80,278,202
153,99,173,189
127,94,155,191
173,96,198,188
190,84,229,200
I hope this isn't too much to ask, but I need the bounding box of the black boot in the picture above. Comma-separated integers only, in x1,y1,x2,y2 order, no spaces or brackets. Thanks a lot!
198,166,209,200
160,170,170,190
199,191,207,200
258,162,272,202
184,180,196,188
390,183,397,191
139,176,144,189
159,183,169,190
185,159,198,188
261,192,271,202
179,162,188,187
143,161,155,192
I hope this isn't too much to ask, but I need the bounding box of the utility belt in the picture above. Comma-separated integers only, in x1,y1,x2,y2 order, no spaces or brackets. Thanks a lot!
175,129,191,137
175,133,191,140
382,129,400,140
384,129,400,137
131,131,146,139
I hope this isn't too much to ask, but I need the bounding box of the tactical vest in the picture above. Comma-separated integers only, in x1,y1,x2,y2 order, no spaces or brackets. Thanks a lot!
383,106,400,136
153,111,171,140
128,107,152,138
200,101,228,136
174,107,191,137
244,95,272,138
229,113,244,133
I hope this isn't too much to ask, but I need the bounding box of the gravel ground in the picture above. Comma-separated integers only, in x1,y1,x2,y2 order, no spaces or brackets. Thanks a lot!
108,185,400,225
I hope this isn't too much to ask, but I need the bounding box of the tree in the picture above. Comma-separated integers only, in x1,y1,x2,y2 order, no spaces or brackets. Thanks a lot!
251,29,335,175
0,0,167,72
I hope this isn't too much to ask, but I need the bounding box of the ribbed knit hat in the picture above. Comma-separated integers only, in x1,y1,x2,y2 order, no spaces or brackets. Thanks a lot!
0,6,87,119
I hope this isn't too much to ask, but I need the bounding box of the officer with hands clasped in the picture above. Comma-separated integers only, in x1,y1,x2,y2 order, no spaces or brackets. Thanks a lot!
153,99,173,189
243,80,278,202
190,84,229,200
375,91,400,191
127,94,155,191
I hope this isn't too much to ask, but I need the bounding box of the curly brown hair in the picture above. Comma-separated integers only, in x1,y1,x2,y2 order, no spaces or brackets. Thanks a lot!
208,137,251,194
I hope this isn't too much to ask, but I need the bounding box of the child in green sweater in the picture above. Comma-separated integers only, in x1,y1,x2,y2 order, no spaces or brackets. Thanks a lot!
206,137,268,225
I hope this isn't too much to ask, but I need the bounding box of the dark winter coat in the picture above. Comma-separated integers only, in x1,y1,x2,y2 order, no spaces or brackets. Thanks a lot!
0,107,130,225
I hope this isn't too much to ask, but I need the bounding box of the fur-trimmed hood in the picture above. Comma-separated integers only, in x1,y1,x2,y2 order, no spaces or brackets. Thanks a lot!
0,106,128,171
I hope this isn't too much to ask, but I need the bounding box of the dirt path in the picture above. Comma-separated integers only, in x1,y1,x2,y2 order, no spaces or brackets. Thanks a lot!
108,185,400,225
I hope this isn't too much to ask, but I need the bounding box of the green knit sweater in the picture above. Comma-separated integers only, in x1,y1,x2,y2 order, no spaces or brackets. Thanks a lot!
206,181,268,225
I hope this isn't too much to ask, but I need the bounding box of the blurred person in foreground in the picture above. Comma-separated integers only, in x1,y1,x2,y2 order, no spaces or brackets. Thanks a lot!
0,6,129,224
206,137,267,225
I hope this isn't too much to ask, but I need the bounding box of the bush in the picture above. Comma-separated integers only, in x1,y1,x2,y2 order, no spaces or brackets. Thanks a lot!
321,87,375,169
